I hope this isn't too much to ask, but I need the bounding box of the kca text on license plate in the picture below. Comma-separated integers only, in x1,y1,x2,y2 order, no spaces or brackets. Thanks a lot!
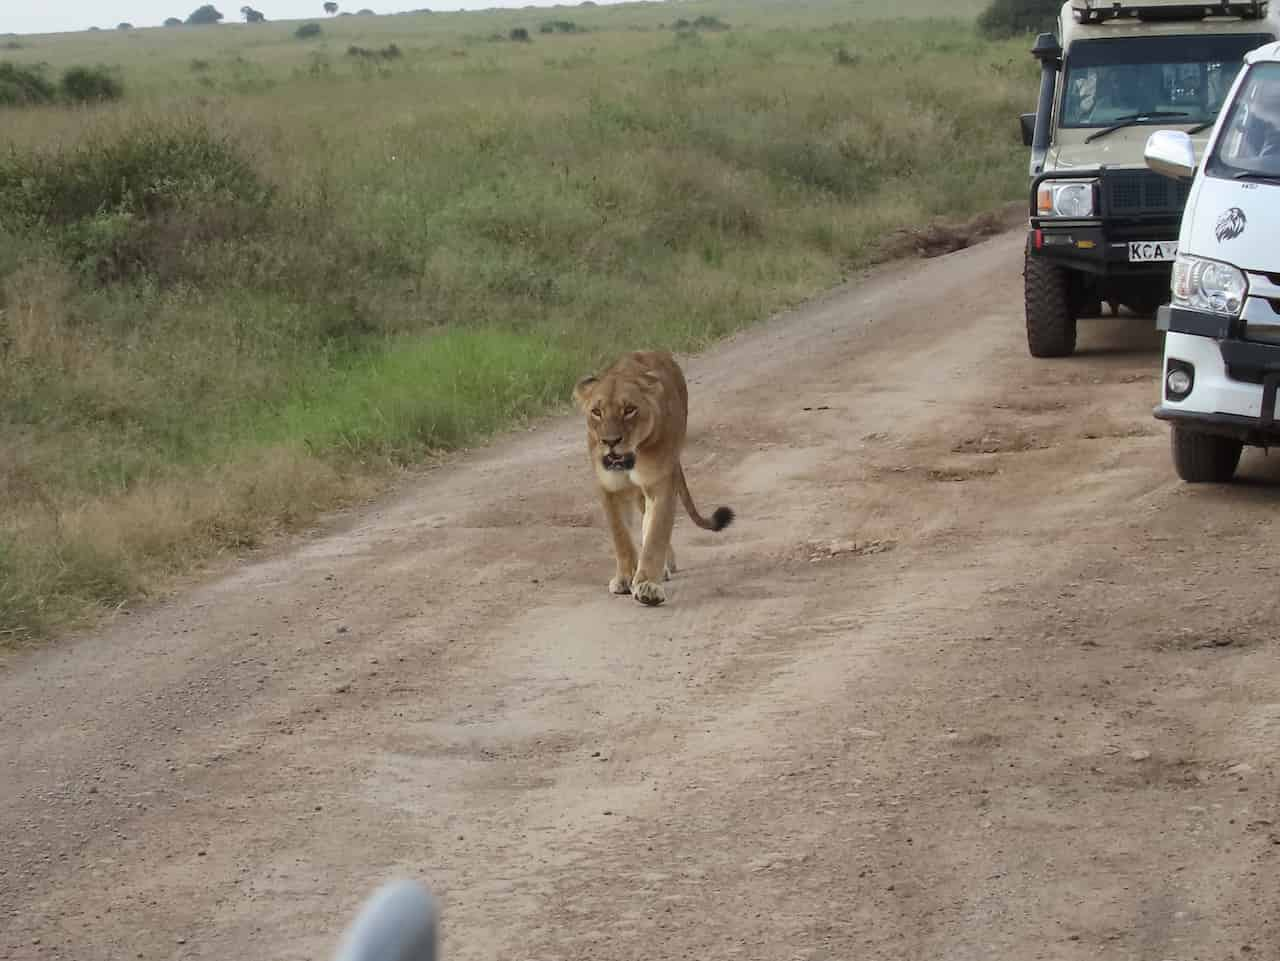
1128,241,1177,262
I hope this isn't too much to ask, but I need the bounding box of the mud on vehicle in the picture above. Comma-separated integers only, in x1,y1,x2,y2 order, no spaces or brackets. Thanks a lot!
1020,0,1278,357
1144,39,1280,482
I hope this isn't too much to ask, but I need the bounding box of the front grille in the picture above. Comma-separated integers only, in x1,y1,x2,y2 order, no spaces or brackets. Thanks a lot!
1104,171,1192,218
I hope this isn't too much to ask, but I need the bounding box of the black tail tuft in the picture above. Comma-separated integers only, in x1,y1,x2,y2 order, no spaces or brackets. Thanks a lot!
711,507,734,532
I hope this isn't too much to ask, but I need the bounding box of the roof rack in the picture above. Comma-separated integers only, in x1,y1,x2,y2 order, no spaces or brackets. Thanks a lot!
1071,0,1269,22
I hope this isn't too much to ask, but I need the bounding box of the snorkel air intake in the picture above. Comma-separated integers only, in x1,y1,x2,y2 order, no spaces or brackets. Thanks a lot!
1029,32,1064,176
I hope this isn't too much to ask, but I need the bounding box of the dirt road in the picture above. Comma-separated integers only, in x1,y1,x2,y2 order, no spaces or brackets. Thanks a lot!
5,230,1280,961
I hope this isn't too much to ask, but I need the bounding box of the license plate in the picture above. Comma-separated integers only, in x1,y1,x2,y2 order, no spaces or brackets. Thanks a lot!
1128,241,1178,262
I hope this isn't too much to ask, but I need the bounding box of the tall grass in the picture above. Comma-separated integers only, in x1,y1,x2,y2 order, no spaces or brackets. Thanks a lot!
0,0,1034,640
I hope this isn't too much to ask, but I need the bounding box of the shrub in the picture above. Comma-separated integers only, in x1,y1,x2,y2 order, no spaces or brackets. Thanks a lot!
510,27,531,42
0,62,56,107
164,17,184,26
61,66,123,103
977,0,1059,39
3,40,23,50
295,22,323,38
347,43,402,59
539,19,579,34
117,22,134,30
186,4,225,25
674,15,729,31
190,58,211,71
833,46,859,66
0,121,272,283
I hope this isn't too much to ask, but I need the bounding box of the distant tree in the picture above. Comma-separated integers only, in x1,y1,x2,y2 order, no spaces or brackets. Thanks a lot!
117,21,134,29
509,26,530,41
186,4,225,24
89,25,102,30
163,16,183,25
357,7,375,13
295,21,322,37
241,5,266,21
323,1,338,13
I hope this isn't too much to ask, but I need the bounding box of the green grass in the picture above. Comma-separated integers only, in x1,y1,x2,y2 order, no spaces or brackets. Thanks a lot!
0,0,1035,640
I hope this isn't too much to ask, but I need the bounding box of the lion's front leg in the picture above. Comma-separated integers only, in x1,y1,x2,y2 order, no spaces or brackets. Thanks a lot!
633,480,676,607
636,491,675,581
601,489,638,595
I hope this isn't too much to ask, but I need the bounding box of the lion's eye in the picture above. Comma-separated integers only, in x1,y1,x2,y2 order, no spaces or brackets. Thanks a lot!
590,408,602,419
623,405,638,419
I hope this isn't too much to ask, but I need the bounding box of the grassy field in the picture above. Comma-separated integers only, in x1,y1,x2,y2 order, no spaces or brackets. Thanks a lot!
0,0,1035,640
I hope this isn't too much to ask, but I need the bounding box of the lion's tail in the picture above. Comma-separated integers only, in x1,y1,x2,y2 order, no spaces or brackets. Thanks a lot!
675,463,734,532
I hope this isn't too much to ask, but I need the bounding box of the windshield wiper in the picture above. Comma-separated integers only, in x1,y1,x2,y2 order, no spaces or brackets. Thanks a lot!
1187,117,1218,135
1233,171,1280,185
1085,111,1190,144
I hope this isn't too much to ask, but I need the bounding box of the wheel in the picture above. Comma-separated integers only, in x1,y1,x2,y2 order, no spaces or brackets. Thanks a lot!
1170,426,1242,483
1024,251,1078,358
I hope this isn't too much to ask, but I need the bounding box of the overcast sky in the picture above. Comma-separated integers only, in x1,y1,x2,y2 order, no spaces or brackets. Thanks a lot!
1,0,628,34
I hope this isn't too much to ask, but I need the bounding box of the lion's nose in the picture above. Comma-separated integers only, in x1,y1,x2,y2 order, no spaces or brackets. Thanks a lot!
601,435,623,448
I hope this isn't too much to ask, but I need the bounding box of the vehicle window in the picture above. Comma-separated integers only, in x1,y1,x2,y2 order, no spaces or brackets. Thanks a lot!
1060,34,1272,129
1207,61,1280,177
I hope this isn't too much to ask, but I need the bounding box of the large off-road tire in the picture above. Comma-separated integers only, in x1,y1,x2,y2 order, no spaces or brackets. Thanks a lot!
1024,252,1078,358
1170,426,1243,483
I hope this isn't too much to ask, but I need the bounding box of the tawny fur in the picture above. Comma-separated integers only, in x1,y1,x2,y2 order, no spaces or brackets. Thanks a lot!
573,350,734,607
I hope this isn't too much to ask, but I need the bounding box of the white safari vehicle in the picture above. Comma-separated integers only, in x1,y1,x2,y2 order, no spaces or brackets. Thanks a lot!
1145,38,1280,482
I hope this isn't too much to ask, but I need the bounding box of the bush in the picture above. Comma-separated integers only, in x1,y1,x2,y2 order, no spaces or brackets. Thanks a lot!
539,19,579,34
186,4,225,25
164,17,184,26
117,22,134,30
295,22,323,38
346,43,402,59
674,15,729,31
977,0,1059,39
510,27,531,42
61,66,123,103
0,121,272,282
0,62,56,107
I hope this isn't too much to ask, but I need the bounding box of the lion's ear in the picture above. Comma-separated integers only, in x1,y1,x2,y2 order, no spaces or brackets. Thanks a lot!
572,375,599,410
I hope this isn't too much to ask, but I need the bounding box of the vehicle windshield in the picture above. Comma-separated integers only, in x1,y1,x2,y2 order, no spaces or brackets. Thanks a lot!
1206,61,1280,179
1060,34,1272,130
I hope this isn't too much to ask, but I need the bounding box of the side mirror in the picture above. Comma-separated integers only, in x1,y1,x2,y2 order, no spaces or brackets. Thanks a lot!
1144,129,1197,181
1020,112,1036,147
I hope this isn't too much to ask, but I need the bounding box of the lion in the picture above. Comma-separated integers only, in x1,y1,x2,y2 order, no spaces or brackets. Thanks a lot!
572,350,734,607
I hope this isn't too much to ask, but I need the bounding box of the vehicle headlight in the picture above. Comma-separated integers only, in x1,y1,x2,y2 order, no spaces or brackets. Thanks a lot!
1036,180,1098,218
1171,254,1247,316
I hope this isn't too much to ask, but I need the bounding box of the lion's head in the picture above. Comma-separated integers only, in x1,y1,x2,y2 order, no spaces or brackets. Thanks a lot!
1215,207,1247,242
572,370,663,472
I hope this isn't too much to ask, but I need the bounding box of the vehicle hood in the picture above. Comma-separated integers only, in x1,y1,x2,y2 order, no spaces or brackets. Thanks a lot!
1182,174,1280,275
1047,127,1213,171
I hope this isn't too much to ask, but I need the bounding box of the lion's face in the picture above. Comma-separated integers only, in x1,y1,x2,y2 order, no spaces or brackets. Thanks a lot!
573,374,659,472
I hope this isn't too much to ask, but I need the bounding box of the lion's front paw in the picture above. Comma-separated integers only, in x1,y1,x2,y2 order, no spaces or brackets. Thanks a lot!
609,576,632,595
632,580,666,607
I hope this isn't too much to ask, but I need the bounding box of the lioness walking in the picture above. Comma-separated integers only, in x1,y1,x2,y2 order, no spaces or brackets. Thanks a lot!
572,350,734,607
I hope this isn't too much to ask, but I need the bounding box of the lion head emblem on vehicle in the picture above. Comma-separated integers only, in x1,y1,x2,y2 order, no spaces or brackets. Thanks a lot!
1215,207,1247,242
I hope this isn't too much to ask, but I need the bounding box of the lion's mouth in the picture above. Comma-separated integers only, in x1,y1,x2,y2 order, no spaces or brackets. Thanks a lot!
602,452,636,472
